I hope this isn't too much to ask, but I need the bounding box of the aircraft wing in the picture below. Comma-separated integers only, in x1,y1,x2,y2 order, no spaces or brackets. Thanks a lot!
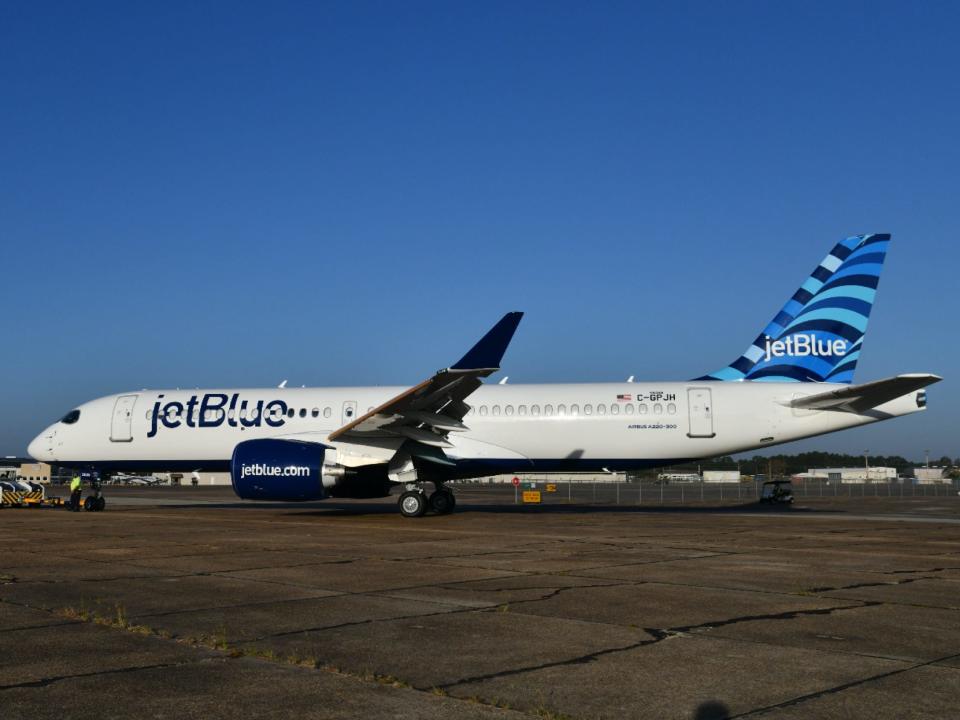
327,312,523,449
789,373,942,413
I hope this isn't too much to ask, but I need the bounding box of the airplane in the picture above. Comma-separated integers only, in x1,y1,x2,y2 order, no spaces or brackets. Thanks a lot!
28,233,940,518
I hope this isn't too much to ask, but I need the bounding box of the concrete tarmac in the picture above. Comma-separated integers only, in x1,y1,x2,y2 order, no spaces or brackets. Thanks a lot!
2,486,959,719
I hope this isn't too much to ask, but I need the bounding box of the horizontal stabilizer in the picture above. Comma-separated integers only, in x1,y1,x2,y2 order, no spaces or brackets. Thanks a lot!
789,374,941,412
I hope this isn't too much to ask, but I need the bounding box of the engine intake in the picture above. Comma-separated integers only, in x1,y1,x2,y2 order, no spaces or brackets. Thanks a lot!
231,439,342,501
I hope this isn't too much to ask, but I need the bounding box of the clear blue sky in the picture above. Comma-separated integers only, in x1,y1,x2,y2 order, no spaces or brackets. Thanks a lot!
2,2,957,460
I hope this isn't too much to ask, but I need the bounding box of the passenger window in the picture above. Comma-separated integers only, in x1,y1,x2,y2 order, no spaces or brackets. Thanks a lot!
654,403,663,415
667,403,677,415
492,405,501,416
610,403,620,415
597,404,606,415
545,404,554,416
518,405,527,415
584,404,593,415
287,408,295,418
311,408,319,417
299,408,307,418
505,405,515,416
531,404,541,416
639,404,648,414
323,407,331,418
570,404,579,415
557,404,566,416
480,406,489,416
625,404,635,415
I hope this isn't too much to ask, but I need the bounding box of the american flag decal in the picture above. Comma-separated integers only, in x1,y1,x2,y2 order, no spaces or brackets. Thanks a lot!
616,394,632,401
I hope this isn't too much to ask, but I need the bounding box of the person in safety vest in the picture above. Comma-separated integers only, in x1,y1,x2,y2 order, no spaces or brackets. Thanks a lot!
69,474,82,511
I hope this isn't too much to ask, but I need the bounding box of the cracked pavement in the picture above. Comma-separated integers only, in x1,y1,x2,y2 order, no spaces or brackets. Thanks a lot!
2,486,959,719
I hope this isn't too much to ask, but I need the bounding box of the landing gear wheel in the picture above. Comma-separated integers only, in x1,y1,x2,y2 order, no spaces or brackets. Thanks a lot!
83,497,96,512
398,491,427,518
429,490,456,515
96,496,106,512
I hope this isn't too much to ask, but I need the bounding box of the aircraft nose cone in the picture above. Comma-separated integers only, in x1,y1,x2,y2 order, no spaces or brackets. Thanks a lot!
28,432,50,461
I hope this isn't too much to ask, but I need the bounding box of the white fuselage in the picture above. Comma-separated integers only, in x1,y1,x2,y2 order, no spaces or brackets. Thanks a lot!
28,381,925,475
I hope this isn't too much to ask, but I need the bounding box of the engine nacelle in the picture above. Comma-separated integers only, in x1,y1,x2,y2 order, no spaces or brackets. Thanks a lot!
230,439,343,501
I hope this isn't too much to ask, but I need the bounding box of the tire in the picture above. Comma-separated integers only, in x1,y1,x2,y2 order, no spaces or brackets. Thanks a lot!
83,497,96,512
398,491,427,518
96,496,106,512
429,490,456,515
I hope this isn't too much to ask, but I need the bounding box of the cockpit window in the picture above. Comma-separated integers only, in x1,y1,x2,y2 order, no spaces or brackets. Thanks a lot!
60,409,81,425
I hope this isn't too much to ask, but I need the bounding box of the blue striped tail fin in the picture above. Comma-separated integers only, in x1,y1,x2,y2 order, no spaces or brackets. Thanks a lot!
698,233,890,384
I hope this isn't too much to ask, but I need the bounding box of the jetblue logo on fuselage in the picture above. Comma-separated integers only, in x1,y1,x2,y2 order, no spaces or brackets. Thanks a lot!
763,334,848,363
147,393,288,438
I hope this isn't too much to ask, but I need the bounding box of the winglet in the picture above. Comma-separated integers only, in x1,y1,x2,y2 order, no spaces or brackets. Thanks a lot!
450,312,524,371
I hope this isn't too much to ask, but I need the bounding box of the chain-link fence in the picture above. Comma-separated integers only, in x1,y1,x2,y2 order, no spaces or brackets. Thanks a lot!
467,478,960,506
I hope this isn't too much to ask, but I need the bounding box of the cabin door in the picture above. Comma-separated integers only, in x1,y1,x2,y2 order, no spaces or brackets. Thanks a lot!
110,394,138,442
686,388,715,438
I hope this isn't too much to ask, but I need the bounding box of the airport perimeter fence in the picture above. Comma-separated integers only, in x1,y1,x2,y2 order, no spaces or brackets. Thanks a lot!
480,478,960,506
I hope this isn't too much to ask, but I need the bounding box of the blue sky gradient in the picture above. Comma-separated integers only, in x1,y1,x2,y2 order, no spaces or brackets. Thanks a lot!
2,2,957,459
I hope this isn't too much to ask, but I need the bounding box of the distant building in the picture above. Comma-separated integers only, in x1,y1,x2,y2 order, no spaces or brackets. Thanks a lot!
914,467,947,484
804,467,898,483
472,472,627,484
0,457,21,479
702,470,742,483
0,457,54,483
153,471,231,486
18,462,52,484
657,473,700,484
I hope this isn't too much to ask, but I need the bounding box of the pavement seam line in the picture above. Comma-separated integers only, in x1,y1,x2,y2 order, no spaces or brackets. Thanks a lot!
440,602,882,691
728,651,960,718
0,657,222,691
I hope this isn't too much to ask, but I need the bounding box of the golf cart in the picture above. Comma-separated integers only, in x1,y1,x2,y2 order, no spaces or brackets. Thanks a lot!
759,480,794,504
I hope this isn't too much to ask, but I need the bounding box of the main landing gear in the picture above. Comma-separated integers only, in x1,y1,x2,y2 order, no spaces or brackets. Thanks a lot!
398,486,456,518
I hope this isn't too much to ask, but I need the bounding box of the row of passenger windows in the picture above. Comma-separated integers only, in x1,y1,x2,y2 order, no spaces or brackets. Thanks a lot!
147,406,378,421
148,403,679,421
469,402,677,417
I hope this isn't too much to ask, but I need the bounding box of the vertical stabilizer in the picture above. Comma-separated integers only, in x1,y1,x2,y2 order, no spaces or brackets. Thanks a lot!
699,234,890,383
